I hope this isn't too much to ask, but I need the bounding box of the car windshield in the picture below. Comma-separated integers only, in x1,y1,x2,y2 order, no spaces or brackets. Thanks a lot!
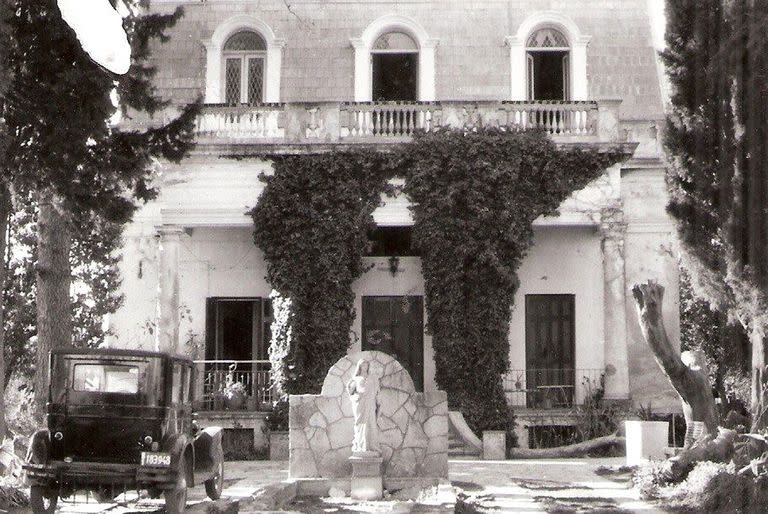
73,364,139,394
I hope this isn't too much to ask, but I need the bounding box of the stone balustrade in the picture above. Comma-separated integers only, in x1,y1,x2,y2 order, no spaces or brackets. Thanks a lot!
194,99,623,147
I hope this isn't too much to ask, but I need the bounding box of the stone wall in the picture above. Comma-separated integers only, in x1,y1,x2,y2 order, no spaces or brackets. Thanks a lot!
289,351,448,480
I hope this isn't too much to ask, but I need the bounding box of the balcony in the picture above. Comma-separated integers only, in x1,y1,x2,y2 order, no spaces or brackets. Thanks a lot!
503,368,605,409
194,360,275,412
194,100,624,150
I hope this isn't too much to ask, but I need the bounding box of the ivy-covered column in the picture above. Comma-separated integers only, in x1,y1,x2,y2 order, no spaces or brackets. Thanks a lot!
600,207,630,400
156,225,183,353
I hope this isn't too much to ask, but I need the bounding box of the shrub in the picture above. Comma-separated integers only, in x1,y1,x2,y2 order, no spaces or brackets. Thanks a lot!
266,397,289,432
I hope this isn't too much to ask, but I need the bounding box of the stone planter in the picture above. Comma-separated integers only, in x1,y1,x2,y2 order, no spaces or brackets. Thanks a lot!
625,420,669,465
269,431,289,460
482,431,506,460
225,393,246,410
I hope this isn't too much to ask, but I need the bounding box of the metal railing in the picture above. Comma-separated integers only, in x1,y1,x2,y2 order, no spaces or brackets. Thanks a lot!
194,360,274,412
503,368,604,408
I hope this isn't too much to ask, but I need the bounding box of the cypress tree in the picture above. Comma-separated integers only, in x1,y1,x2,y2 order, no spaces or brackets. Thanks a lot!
1,0,199,415
663,0,768,427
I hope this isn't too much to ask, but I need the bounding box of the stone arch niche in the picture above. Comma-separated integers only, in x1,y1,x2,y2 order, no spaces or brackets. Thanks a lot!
288,350,448,487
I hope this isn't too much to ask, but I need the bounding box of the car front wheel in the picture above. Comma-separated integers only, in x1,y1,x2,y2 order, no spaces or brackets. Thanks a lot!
30,485,58,514
164,457,188,514
204,457,224,500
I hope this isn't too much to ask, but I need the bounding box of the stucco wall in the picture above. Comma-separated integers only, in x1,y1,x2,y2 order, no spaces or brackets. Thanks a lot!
148,0,663,119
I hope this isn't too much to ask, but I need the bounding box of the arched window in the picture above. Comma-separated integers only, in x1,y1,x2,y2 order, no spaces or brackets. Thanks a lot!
371,31,419,101
223,30,267,105
351,15,438,102
526,27,570,100
506,12,589,101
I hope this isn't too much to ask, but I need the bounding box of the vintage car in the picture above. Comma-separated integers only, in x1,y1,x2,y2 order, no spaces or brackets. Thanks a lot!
23,348,224,513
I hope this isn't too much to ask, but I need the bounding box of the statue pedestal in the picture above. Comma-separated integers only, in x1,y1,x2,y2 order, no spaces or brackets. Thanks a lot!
349,451,383,500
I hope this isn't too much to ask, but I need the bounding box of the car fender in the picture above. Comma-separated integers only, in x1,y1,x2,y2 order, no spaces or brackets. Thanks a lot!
26,429,50,465
162,433,194,487
192,427,223,478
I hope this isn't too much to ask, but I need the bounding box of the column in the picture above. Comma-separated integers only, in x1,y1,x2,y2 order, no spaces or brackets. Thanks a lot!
156,225,184,353
600,208,630,400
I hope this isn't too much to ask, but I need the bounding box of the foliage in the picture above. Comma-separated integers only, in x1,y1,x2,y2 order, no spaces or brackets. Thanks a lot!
251,151,393,394
400,127,625,433
267,290,293,397
2,200,124,385
1,0,199,224
221,364,247,400
0,477,28,510
265,397,289,432
679,266,750,408
662,0,768,425
637,460,768,513
573,374,624,443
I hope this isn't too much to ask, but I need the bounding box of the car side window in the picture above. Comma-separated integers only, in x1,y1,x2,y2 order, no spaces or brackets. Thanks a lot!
171,363,183,404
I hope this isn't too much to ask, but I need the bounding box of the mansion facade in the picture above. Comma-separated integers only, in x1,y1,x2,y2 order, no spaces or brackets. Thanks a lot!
109,0,680,449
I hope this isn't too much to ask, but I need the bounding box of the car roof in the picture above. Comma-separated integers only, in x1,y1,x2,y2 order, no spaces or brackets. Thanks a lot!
51,347,193,364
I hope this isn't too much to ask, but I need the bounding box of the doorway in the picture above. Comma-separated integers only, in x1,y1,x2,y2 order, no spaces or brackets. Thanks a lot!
361,295,424,391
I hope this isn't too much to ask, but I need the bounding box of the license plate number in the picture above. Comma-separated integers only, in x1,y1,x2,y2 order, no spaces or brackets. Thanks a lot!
141,452,171,467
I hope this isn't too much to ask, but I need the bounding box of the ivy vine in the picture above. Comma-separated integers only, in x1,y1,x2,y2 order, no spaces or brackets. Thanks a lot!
250,151,393,394
250,128,625,437
401,128,625,433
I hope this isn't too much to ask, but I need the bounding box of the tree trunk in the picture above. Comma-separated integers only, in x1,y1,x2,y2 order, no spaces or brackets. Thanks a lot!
0,183,10,439
632,280,719,444
33,194,72,420
508,434,625,459
665,428,737,482
750,324,768,429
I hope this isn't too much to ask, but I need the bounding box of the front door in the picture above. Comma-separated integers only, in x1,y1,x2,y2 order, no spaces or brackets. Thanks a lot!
362,296,424,391
525,294,575,407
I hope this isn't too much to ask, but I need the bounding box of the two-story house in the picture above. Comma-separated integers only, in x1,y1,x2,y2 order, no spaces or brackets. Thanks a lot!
109,0,680,450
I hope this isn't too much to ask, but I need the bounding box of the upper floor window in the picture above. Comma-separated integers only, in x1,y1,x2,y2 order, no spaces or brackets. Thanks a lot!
526,27,570,101
223,30,267,105
204,16,284,104
371,32,419,101
506,12,590,102
351,15,438,102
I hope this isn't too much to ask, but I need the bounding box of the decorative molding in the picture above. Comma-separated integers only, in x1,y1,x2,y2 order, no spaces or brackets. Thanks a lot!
507,11,590,101
352,14,437,102
204,15,283,103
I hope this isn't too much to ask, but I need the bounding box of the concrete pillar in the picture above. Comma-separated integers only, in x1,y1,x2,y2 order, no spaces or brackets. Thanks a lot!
600,208,630,401
156,225,184,353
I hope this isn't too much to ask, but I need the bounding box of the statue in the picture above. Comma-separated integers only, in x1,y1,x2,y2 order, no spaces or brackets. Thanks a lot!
347,359,381,454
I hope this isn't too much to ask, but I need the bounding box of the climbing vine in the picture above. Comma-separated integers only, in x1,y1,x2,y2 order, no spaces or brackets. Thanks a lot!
401,128,625,433
250,151,392,394
250,128,625,436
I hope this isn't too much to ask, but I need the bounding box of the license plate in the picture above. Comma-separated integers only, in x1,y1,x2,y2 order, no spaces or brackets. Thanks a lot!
141,452,171,467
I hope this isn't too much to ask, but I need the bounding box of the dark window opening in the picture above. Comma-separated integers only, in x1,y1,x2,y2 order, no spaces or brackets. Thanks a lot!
204,298,271,362
367,226,417,256
372,53,418,101
528,50,568,101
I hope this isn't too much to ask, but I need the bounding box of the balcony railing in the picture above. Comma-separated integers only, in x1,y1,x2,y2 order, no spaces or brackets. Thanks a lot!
194,360,275,412
194,100,622,146
503,368,604,409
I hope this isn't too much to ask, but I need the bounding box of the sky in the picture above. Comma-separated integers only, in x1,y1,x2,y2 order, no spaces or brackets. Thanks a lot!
648,0,667,50
57,0,130,75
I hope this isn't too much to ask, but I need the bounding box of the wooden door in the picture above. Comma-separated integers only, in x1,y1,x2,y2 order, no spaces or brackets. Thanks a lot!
362,296,424,391
525,294,575,407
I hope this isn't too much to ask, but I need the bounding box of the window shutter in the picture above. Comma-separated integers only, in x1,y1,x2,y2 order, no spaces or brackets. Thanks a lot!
205,298,217,360
562,53,570,100
527,52,535,100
